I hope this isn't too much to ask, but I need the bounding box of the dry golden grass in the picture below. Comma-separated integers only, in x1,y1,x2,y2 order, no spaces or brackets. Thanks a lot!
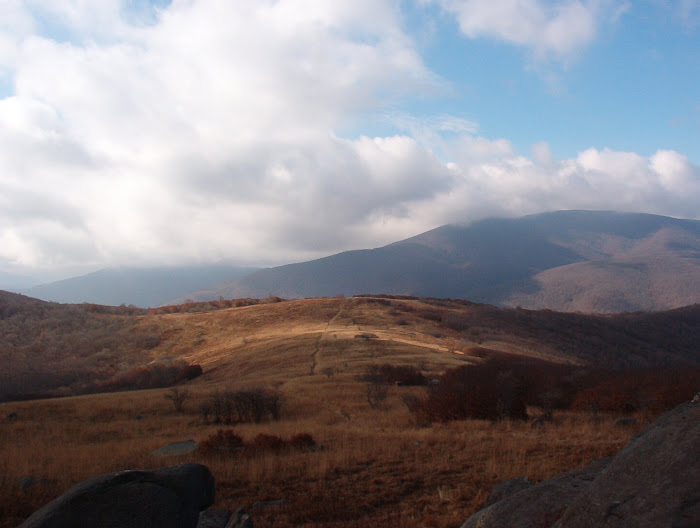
0,297,648,527
0,381,642,527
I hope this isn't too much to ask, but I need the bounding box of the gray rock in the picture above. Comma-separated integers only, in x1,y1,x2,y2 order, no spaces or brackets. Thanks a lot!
226,508,253,528
196,508,253,528
553,399,700,528
152,439,199,457
17,477,50,490
251,498,285,510
18,463,214,528
530,417,546,429
197,509,231,528
461,397,700,528
613,416,638,427
460,458,608,528
484,477,534,508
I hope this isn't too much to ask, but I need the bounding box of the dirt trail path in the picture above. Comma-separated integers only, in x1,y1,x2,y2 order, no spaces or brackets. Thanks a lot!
309,299,346,375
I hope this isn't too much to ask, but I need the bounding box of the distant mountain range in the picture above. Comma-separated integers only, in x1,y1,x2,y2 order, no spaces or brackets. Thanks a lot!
21,265,257,308
19,211,700,312
178,210,700,313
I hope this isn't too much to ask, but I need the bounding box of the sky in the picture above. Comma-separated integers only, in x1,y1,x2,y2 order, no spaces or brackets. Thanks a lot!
0,0,699,286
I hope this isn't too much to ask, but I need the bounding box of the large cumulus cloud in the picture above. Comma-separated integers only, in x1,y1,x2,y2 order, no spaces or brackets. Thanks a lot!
0,0,698,278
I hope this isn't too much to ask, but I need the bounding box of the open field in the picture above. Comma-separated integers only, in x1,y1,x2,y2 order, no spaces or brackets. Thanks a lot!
0,382,641,527
2,295,697,526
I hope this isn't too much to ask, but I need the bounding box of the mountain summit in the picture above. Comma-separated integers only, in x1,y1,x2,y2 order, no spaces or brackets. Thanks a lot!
179,211,700,312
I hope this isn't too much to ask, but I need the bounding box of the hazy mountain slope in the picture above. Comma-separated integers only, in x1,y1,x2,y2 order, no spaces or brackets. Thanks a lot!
22,265,257,307
505,256,700,312
0,271,41,291
180,211,700,312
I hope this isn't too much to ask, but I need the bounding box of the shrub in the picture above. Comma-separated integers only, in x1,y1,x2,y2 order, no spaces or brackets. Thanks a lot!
251,434,285,452
200,429,244,453
381,364,427,386
361,364,427,386
570,367,700,414
418,310,442,322
441,314,471,331
203,387,282,424
412,361,528,422
366,381,388,409
288,433,317,450
176,364,203,382
95,360,202,393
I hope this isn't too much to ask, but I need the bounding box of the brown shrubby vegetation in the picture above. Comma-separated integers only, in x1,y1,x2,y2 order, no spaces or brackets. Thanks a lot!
411,360,528,423
200,388,281,425
361,364,427,386
200,429,245,453
570,366,700,414
94,359,202,393
406,358,700,425
2,293,699,526
0,291,208,401
435,300,700,368
0,293,153,400
147,296,285,315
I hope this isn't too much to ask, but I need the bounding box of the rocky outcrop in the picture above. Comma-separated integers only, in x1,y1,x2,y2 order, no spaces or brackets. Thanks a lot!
19,463,215,528
460,458,608,528
553,398,700,527
461,396,700,528
197,508,252,528
482,477,533,508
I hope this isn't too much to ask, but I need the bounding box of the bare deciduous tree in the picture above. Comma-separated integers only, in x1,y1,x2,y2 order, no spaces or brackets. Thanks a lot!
165,387,190,413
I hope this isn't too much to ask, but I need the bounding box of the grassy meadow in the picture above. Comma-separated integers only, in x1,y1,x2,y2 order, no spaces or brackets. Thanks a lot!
3,295,690,526
0,381,641,528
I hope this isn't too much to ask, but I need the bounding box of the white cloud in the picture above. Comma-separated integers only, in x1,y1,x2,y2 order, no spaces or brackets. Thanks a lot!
0,1,698,280
426,0,628,63
395,141,700,230
0,0,441,272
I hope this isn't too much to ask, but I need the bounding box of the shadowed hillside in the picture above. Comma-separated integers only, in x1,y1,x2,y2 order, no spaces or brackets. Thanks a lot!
176,211,700,312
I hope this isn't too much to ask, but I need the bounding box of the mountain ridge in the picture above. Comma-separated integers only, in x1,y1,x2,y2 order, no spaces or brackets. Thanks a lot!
175,210,700,312
21,265,258,308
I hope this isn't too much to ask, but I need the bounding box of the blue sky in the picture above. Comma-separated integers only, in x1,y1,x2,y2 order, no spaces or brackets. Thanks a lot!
0,0,698,285
396,1,699,162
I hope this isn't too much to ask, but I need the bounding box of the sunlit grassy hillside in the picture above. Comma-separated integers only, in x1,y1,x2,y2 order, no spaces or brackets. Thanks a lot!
3,292,699,401
2,295,698,526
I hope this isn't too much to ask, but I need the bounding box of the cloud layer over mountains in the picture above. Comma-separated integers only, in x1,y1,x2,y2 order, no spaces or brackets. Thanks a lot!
0,1,698,278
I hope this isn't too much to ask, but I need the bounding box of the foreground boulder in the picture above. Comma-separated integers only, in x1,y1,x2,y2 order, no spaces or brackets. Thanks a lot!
461,458,608,528
553,398,700,527
461,396,700,528
19,463,214,528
